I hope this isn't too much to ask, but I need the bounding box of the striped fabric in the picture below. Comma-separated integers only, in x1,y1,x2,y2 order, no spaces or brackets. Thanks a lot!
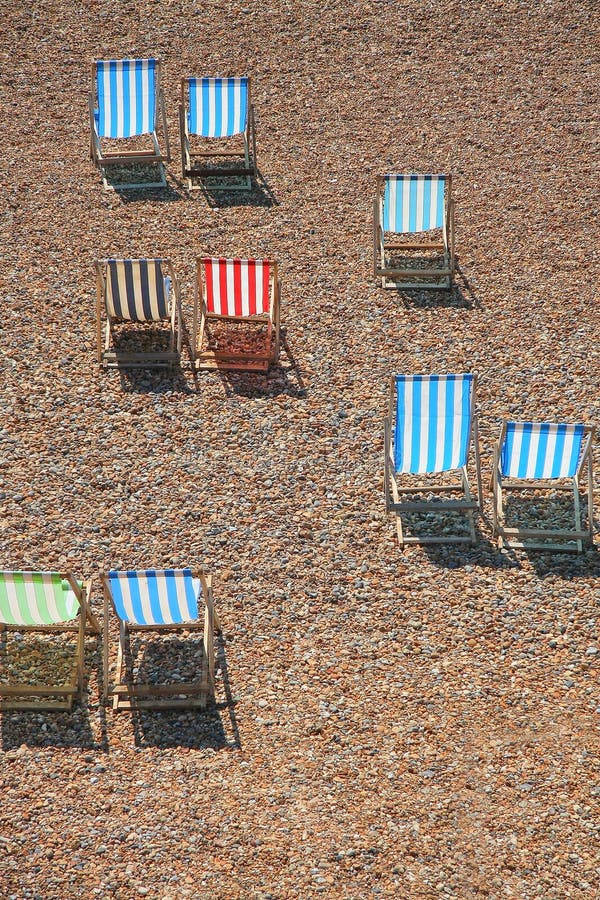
202,258,271,317
394,374,473,474
500,422,585,479
108,569,200,626
0,572,79,626
383,175,446,233
187,77,248,137
105,259,170,322
95,59,156,139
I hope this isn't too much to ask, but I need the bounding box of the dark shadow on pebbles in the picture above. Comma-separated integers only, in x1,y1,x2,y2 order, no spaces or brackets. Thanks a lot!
391,260,478,310
129,702,233,750
217,334,308,400
0,638,107,751
117,364,195,395
195,169,278,209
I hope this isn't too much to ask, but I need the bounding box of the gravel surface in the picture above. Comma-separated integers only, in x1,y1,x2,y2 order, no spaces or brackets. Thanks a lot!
1,1,600,897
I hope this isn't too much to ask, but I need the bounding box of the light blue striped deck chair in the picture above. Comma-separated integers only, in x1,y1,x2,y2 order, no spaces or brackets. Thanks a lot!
384,374,482,547
0,572,99,710
374,174,455,289
179,76,256,191
492,421,594,552
94,258,182,369
102,568,220,710
89,58,170,190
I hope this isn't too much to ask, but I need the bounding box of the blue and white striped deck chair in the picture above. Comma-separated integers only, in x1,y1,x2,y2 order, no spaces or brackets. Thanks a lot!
102,568,220,710
89,58,170,190
0,572,99,711
384,374,482,547
374,174,455,290
492,421,594,552
94,258,182,369
179,76,257,191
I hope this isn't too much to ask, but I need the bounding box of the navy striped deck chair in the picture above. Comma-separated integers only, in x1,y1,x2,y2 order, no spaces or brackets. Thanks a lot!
0,572,99,711
492,421,594,552
193,257,280,372
384,374,482,547
102,568,221,711
179,76,257,191
95,258,182,369
89,58,170,190
374,174,455,290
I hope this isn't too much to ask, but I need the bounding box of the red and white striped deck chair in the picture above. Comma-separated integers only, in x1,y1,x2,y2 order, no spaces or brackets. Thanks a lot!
193,257,281,372
95,258,183,369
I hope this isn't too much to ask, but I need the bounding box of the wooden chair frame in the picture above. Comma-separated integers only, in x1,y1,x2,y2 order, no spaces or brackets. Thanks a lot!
0,575,100,711
373,174,455,290
179,77,257,192
95,258,183,369
384,375,483,547
89,58,171,190
491,422,594,552
102,570,221,711
192,258,280,373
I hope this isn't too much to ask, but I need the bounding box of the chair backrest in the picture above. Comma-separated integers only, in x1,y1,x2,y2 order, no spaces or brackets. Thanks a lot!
107,569,199,626
394,374,473,474
95,58,157,139
383,174,447,234
187,77,248,137
104,258,170,322
201,257,272,317
0,572,80,626
500,422,586,479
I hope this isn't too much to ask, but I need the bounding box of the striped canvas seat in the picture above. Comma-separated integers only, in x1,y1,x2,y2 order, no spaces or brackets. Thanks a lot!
0,571,80,626
202,258,271,317
492,420,594,552
384,373,482,546
105,258,171,322
383,175,446,234
187,77,248,137
107,569,200,626
500,422,586,480
95,58,157,138
394,374,473,474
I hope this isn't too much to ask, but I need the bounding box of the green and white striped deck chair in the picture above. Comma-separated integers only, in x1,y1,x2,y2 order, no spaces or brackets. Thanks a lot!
374,174,455,290
101,567,220,711
0,572,100,711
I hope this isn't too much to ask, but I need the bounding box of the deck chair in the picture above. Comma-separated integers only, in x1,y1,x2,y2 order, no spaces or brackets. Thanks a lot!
0,572,100,711
179,76,257,191
491,421,594,552
95,258,182,368
89,57,170,189
374,174,455,289
193,257,280,372
102,568,221,711
384,373,482,547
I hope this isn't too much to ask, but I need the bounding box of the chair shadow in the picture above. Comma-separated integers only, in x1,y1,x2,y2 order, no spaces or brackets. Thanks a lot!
215,332,308,399
192,168,278,209
392,259,479,310
108,168,186,203
129,633,240,750
0,633,107,751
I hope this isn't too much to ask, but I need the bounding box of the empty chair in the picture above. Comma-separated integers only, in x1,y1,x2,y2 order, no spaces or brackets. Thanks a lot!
89,57,170,189
384,373,482,546
193,256,280,372
179,76,257,191
374,174,455,289
0,571,100,710
491,421,594,552
95,257,182,368
102,568,220,711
